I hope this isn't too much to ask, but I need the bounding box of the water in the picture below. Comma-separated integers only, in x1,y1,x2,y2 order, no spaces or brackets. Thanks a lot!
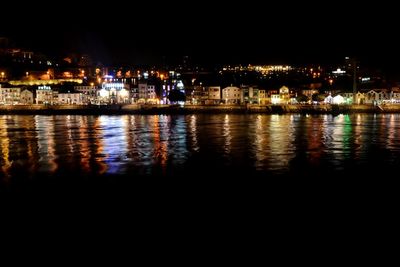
1,113,400,186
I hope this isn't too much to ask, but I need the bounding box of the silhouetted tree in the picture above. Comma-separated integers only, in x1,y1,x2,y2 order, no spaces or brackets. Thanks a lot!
312,93,325,102
296,94,309,103
168,90,186,103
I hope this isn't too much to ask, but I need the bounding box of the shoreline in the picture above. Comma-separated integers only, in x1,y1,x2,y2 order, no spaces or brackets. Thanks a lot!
1,104,399,115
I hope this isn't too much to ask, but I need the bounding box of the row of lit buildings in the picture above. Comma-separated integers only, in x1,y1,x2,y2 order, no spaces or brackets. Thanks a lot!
0,82,155,105
324,89,400,105
0,81,290,105
3,78,400,106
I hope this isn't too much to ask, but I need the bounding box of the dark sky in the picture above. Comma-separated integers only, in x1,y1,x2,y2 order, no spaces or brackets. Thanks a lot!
1,2,399,72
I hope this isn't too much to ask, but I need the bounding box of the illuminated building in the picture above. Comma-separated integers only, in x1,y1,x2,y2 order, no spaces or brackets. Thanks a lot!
271,94,281,105
74,85,98,104
205,86,221,105
258,90,270,105
271,86,291,104
222,86,241,104
0,85,34,104
97,82,131,104
241,86,259,104
190,86,207,104
364,89,390,104
0,87,22,104
58,93,86,104
138,82,157,104
36,86,58,104
20,89,34,104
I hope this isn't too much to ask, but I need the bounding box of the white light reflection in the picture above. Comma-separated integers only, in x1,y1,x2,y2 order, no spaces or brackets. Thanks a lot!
223,114,231,155
35,115,58,173
268,115,295,172
189,115,199,152
0,116,11,179
99,115,129,174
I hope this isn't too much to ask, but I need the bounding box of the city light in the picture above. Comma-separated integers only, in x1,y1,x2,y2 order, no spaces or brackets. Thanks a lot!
332,68,346,74
99,88,108,98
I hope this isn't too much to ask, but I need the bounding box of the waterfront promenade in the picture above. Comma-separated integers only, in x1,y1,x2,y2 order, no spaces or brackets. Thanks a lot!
0,104,399,115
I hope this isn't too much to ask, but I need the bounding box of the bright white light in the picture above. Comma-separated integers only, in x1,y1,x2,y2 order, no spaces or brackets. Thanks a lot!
177,80,184,89
119,89,129,97
333,95,345,104
332,68,346,74
99,88,109,98
103,83,125,90
38,86,51,90
271,95,280,104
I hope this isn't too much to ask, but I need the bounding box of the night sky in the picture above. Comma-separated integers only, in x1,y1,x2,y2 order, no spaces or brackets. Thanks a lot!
1,2,399,72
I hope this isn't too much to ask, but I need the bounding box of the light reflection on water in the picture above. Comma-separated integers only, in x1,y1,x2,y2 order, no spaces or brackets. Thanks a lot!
1,114,400,181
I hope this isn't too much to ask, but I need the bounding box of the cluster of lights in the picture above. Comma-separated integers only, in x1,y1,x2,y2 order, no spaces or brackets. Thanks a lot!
222,65,292,74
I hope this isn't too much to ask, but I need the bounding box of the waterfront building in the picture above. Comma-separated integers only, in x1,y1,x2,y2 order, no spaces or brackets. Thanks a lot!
74,85,98,104
20,89,34,104
97,82,131,104
205,86,221,105
138,82,157,104
258,90,270,105
36,85,58,104
190,86,207,104
58,93,86,104
0,87,21,104
241,86,259,104
222,87,241,104
365,89,390,104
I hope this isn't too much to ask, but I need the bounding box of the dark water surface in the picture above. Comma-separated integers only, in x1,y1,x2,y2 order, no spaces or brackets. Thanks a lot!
1,114,399,192
2,113,399,238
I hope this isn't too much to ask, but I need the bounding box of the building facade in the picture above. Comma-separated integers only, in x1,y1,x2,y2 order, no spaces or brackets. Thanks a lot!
206,86,221,104
58,93,86,104
97,82,131,104
138,83,157,104
241,86,259,104
222,87,241,104
20,89,34,104
36,86,57,104
0,87,21,104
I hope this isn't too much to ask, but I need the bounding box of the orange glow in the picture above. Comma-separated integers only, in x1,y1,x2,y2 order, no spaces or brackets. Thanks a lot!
63,72,73,78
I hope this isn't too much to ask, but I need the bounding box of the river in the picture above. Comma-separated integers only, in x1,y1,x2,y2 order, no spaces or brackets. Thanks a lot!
1,114,399,187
